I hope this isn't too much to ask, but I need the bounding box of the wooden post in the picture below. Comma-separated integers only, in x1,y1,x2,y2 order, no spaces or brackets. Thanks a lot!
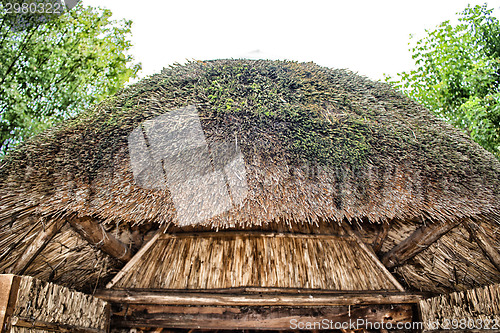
68,216,132,262
0,275,20,333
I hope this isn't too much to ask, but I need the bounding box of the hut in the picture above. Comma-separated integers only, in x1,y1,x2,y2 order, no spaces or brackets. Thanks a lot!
0,59,499,332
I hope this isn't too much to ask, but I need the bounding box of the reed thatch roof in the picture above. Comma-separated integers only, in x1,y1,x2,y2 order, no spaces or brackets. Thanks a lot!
1,59,499,298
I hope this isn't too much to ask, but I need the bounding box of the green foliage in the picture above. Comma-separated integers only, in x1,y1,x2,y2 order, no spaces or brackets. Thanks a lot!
0,3,141,155
386,4,500,159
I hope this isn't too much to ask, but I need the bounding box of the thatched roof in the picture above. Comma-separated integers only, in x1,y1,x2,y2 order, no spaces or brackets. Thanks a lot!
1,59,499,297
1,59,499,228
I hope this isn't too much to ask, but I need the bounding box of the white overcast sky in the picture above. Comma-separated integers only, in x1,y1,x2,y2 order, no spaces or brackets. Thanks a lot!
82,0,499,82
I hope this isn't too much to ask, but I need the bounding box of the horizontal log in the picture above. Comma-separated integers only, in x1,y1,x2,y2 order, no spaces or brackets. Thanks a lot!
381,219,463,268
159,231,350,240
106,286,427,295
112,304,413,330
95,289,425,306
11,316,105,333
68,216,132,262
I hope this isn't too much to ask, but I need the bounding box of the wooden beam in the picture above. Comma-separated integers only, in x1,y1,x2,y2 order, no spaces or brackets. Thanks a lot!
343,224,405,292
102,286,428,295
68,216,132,262
10,317,106,333
372,223,390,254
381,219,463,269
158,231,350,239
466,221,500,272
106,228,165,288
8,219,66,275
0,275,21,333
111,304,413,330
95,289,424,306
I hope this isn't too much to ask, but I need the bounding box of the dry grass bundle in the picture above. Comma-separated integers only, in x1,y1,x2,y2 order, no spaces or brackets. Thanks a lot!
419,283,500,331
114,233,398,291
12,275,108,331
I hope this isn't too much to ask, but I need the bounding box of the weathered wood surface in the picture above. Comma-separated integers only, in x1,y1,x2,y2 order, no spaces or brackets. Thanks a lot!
112,304,413,330
95,289,425,306
9,219,66,274
466,221,500,272
10,317,106,333
158,231,351,239
0,274,20,333
382,219,463,268
372,223,390,254
68,216,132,262
101,286,427,295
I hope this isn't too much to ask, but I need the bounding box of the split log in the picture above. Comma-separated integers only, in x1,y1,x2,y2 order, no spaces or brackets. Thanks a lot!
10,317,105,333
111,304,413,330
68,216,132,262
381,219,463,268
95,289,424,306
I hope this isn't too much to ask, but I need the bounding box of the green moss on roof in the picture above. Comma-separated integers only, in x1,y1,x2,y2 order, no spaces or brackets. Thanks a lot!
8,59,491,176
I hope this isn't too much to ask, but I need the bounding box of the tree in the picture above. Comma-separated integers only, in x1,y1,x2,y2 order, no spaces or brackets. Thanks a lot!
0,2,141,154
386,4,500,159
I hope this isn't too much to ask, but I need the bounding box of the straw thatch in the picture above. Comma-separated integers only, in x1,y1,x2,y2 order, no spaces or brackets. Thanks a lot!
1,59,498,229
397,221,500,294
419,283,500,331
0,59,499,297
113,233,398,290
10,275,109,332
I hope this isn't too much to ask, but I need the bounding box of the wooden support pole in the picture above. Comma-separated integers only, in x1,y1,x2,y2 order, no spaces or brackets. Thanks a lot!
466,221,500,272
95,289,424,306
372,223,389,254
9,219,66,275
0,275,21,333
381,219,463,269
68,216,132,262
343,224,405,292
111,304,413,330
